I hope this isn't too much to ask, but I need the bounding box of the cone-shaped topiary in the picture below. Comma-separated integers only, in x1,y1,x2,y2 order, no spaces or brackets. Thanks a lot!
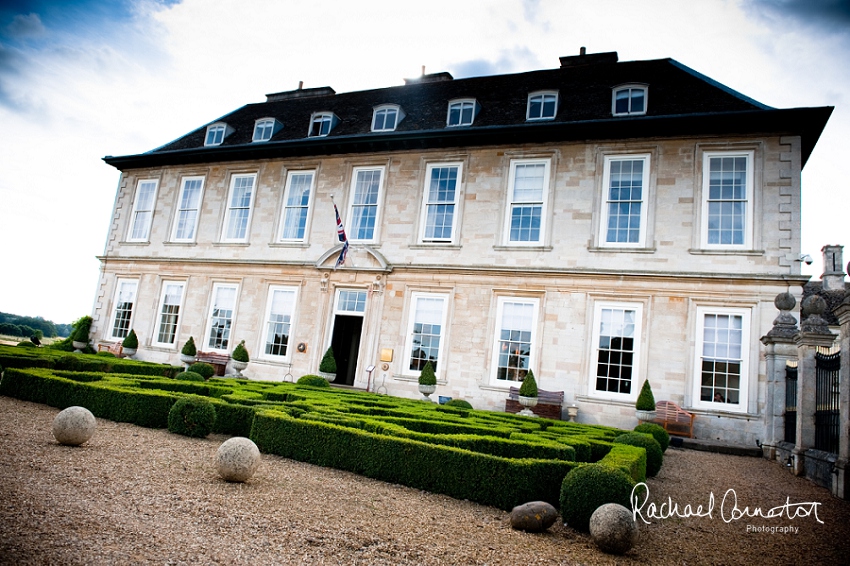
70,316,93,343
181,336,197,357
635,380,656,411
232,340,249,363
167,396,216,438
634,422,670,453
519,369,538,397
418,361,436,386
560,464,636,532
122,329,139,349
319,347,337,374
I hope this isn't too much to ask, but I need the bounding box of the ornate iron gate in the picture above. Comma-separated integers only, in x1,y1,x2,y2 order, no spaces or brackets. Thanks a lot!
814,349,840,454
784,362,797,444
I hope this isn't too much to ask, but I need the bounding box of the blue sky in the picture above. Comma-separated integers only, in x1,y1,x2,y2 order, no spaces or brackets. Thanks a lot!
0,0,848,323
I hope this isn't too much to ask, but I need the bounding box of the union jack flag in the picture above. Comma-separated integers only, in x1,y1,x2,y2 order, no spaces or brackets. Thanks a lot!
334,203,349,269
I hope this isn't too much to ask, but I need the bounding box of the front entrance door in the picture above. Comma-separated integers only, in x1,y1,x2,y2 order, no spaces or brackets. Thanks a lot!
328,289,367,386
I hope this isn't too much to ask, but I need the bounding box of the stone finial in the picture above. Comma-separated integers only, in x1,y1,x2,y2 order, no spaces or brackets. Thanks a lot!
800,295,831,334
765,292,798,339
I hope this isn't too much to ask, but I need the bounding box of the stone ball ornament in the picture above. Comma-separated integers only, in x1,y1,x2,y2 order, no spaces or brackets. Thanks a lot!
216,437,261,482
52,406,97,446
589,503,639,555
774,292,796,312
800,295,826,318
509,500,559,532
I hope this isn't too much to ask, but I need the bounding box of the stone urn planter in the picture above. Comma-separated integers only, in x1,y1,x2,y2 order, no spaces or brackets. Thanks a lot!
566,404,579,422
72,341,87,353
418,383,437,401
231,360,248,378
318,371,336,382
518,395,538,417
122,347,137,359
635,409,657,423
179,353,196,368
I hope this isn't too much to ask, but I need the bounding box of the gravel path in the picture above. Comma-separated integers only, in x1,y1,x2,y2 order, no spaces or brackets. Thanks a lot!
1,395,848,565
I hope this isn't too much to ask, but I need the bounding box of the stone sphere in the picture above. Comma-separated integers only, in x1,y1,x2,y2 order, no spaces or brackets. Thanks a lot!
510,501,559,532
52,406,96,446
774,292,796,312
589,503,639,555
216,437,260,482
801,295,826,317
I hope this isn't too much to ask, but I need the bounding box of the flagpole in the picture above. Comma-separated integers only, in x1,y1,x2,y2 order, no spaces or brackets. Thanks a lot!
330,194,350,269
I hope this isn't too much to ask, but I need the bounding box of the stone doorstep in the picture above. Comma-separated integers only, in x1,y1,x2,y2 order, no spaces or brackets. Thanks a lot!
673,436,763,457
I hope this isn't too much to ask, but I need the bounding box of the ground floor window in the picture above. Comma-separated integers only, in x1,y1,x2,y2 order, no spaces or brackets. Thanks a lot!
262,286,297,358
405,293,448,374
154,282,185,346
590,302,643,399
206,284,238,351
491,297,539,385
693,306,750,411
110,279,138,340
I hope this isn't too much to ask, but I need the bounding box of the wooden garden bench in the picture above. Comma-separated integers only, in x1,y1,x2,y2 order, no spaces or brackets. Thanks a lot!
97,342,123,357
195,351,230,376
652,400,695,438
505,386,565,420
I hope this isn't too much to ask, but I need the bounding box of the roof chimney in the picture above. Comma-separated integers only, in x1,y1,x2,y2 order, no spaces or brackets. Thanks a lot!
404,71,454,85
821,245,846,291
265,86,335,102
559,49,618,68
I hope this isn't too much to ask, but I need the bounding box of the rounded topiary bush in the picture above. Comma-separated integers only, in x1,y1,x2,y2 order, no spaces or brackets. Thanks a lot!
634,422,670,453
297,374,331,387
167,396,216,438
445,399,473,409
615,431,663,477
560,464,636,533
188,362,215,380
176,371,205,382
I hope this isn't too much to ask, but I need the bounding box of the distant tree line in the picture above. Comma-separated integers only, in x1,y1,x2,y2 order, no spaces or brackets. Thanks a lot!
0,312,72,338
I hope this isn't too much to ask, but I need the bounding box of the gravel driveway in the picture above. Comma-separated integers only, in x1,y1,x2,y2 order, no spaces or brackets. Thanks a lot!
1,395,848,565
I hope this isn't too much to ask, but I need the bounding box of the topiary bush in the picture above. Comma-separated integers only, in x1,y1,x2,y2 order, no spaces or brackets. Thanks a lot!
181,336,197,357
175,371,205,382
635,380,655,411
418,361,436,386
297,374,331,387
614,431,663,477
519,369,538,397
560,464,636,532
634,422,670,453
70,316,93,344
122,329,139,349
319,347,336,374
445,398,473,409
167,396,216,438
188,362,215,380
232,340,249,363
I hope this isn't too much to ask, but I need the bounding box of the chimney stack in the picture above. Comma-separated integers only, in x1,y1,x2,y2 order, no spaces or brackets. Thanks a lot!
821,245,846,291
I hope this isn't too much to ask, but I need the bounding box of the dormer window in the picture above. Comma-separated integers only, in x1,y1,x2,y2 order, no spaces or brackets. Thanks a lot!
204,122,232,146
372,105,404,132
447,99,477,127
253,118,281,142
526,91,558,121
309,112,337,137
613,85,647,116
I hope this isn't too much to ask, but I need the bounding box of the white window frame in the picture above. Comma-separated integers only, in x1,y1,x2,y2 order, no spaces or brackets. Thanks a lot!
371,104,403,132
588,301,644,402
153,281,186,347
308,112,336,137
599,154,650,248
253,118,280,142
259,285,299,361
403,292,449,378
204,283,239,353
204,122,230,146
347,166,386,243
447,99,477,127
171,176,205,242
692,306,751,413
612,85,648,116
420,162,463,244
489,296,540,387
278,170,315,242
109,279,138,341
127,179,158,242
700,151,754,250
221,173,257,243
526,91,558,121
503,158,551,245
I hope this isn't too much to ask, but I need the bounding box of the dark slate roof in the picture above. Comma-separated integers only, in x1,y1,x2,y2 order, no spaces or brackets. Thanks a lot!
104,53,833,170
